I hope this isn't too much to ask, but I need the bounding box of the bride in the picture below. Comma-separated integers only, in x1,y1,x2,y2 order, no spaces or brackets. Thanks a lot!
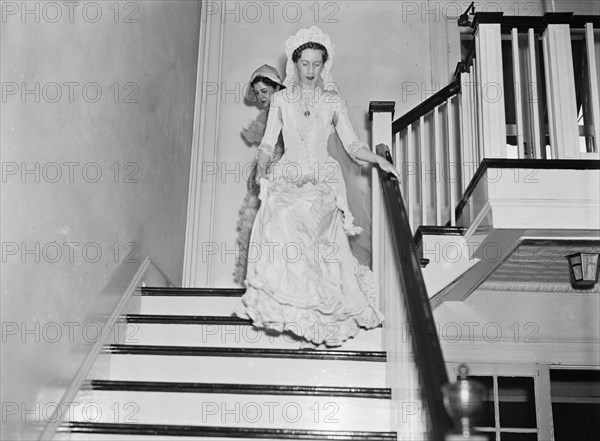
233,26,400,348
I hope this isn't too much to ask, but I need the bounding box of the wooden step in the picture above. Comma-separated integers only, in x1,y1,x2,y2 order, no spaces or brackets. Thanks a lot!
137,296,242,316
103,345,385,361
84,380,390,399
67,389,392,430
119,315,383,351
140,288,245,296
56,422,396,440
89,351,386,388
137,288,244,316
58,287,394,440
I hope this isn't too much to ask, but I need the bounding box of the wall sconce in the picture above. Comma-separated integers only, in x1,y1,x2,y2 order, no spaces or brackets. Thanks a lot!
566,252,600,289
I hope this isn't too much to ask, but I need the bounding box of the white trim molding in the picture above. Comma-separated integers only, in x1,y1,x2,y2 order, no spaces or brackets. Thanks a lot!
474,22,507,158
39,258,173,440
183,2,226,287
542,22,580,159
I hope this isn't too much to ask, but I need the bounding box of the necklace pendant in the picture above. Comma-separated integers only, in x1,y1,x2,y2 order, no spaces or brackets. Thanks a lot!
304,110,310,117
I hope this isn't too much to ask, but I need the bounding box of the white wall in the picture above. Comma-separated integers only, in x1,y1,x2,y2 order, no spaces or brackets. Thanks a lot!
199,0,600,287
206,0,435,286
435,288,600,366
0,2,200,439
553,0,600,14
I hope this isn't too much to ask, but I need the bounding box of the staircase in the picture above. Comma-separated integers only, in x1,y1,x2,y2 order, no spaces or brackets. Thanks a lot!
53,287,396,440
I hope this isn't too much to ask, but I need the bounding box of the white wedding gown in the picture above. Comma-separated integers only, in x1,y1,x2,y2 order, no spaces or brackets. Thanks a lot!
233,86,383,346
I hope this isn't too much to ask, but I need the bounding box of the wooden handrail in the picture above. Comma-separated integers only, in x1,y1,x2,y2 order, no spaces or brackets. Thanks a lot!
375,144,453,441
458,13,600,79
392,79,461,134
470,12,600,33
394,13,600,140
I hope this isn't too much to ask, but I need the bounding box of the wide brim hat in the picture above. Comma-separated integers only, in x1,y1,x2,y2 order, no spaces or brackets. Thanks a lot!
245,64,284,101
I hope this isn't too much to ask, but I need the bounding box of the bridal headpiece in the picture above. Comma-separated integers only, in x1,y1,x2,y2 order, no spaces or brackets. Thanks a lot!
284,26,336,91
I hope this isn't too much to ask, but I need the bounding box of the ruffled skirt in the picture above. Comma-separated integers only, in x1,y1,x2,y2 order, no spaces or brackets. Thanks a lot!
233,176,383,346
233,164,261,284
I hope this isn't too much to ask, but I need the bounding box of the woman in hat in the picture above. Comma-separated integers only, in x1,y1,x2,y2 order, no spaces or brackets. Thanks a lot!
234,65,285,284
233,27,400,348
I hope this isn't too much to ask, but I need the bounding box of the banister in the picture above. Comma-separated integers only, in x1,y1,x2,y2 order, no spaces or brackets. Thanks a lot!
375,144,453,441
391,79,461,134
468,11,600,33
396,13,599,139
458,13,600,75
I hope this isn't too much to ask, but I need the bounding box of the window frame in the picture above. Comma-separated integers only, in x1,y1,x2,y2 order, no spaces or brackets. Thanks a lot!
445,362,553,441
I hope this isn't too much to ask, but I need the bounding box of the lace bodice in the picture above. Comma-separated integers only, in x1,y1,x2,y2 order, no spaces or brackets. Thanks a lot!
258,87,366,163
257,86,366,236
294,88,319,141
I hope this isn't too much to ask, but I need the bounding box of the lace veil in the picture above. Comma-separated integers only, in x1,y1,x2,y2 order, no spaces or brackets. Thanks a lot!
284,26,337,91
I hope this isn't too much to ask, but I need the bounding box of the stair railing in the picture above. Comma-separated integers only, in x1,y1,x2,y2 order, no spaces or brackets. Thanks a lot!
373,153,453,439
366,11,599,440
391,79,463,232
370,103,453,440
383,13,600,235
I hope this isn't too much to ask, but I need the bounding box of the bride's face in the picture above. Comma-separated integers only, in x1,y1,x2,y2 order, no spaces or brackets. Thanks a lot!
295,48,324,87
252,81,276,108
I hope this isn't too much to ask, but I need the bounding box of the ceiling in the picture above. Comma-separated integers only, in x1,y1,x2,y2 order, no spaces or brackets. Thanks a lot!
483,239,600,289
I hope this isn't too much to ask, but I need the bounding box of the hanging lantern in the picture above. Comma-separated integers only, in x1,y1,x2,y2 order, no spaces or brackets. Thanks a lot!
566,252,600,289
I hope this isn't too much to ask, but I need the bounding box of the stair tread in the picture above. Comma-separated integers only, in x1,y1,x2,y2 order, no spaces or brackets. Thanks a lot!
84,380,391,398
137,296,240,316
123,314,248,324
117,320,383,351
70,389,392,430
103,344,386,361
59,287,392,439
414,225,467,248
91,353,387,387
140,287,245,297
59,422,397,440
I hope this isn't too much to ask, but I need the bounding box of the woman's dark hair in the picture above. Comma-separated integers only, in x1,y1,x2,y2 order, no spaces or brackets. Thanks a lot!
292,42,328,63
250,76,283,91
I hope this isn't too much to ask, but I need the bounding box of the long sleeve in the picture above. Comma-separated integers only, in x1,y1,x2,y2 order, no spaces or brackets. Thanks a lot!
257,93,283,158
333,95,368,162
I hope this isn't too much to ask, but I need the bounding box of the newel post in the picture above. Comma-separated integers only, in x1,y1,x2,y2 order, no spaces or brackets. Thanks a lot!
369,101,395,309
542,13,580,159
370,101,395,150
472,13,507,159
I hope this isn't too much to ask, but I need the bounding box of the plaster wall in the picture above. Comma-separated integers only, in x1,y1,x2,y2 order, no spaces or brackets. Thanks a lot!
201,0,595,286
1,2,201,439
207,0,434,286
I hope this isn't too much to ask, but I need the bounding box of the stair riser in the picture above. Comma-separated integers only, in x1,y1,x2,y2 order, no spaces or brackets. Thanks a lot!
58,289,394,440
138,296,240,316
55,430,395,441
54,435,290,441
68,391,391,431
122,324,383,351
89,354,386,388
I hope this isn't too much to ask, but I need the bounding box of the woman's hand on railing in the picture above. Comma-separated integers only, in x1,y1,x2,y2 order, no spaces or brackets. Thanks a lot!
374,143,401,181
352,143,401,180
377,156,401,180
